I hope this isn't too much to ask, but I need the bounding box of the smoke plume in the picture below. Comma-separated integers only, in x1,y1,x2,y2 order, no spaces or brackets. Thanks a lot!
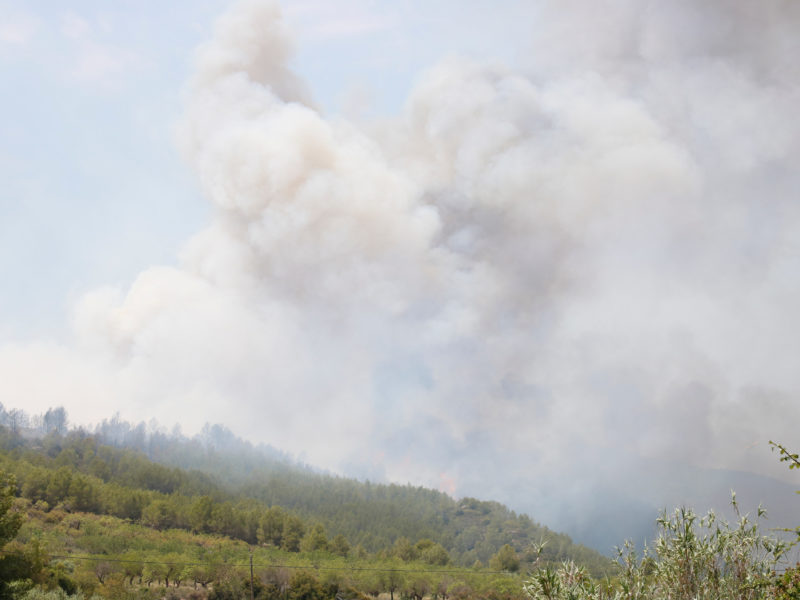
2,0,799,548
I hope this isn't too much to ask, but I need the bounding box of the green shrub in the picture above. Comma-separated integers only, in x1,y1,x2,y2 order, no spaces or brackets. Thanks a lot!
524,496,789,600
18,588,81,600
769,564,800,600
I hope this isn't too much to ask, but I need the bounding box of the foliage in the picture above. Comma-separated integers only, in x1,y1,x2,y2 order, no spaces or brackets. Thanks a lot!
288,570,327,600
329,534,350,557
0,472,22,547
0,407,611,575
768,563,800,600
524,561,597,600
769,441,800,545
0,501,530,600
301,523,328,553
4,409,799,600
490,545,520,573
770,442,800,471
17,589,97,600
524,497,788,600
0,471,24,600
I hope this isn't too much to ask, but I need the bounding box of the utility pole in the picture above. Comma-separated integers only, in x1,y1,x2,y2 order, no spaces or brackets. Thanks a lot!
250,548,255,600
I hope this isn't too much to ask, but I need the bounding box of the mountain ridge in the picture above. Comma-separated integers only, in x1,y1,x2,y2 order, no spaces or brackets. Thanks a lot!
0,408,612,577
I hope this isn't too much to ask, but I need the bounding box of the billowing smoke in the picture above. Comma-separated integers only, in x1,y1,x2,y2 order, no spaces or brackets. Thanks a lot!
2,0,799,549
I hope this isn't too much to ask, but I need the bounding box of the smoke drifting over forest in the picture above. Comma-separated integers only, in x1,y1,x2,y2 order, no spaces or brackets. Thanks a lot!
2,0,799,548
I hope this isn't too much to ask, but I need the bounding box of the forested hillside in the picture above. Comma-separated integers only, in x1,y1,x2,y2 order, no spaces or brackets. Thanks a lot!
92,416,606,570
0,409,796,600
0,406,609,578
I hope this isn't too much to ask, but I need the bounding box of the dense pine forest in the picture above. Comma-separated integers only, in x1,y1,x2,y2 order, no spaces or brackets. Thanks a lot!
91,415,607,569
0,406,796,600
0,405,610,599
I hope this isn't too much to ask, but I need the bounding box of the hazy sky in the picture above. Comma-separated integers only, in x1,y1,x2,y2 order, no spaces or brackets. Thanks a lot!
2,0,799,550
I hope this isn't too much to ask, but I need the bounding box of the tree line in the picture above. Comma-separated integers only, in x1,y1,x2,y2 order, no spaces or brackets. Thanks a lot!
0,406,795,599
0,405,609,574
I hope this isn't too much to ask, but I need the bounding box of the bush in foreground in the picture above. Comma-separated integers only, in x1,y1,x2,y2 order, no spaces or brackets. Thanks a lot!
524,497,790,600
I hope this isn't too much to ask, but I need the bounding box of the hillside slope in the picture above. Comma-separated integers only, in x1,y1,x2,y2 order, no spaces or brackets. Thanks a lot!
93,419,609,571
0,420,611,577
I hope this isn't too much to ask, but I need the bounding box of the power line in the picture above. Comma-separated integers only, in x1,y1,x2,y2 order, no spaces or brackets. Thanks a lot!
4,551,518,576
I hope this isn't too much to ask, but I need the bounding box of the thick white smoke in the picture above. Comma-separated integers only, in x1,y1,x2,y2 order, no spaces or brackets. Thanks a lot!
2,0,799,548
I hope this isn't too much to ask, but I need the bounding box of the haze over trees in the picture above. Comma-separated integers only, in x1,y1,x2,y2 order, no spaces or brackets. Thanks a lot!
0,405,607,571
0,406,796,599
0,404,612,599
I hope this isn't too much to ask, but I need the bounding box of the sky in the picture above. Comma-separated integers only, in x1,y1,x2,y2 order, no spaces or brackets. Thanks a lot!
1,0,799,551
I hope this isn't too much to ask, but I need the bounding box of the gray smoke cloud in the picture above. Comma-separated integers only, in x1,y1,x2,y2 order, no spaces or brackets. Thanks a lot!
2,0,799,549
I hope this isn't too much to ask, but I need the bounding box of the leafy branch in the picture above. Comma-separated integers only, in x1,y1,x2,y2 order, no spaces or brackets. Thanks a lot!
769,441,800,470
769,440,800,546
